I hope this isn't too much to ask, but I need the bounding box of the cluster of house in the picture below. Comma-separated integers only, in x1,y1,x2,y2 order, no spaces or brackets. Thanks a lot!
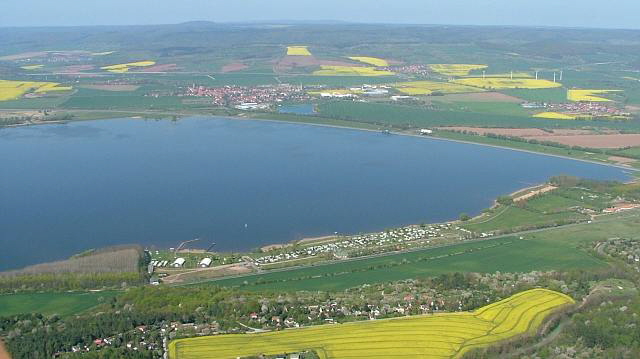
522,101,630,117
599,238,640,270
181,84,309,107
602,202,640,214
254,224,459,265
380,64,431,76
66,326,159,355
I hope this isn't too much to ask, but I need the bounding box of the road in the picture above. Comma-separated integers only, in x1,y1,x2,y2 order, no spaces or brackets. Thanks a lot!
178,210,640,286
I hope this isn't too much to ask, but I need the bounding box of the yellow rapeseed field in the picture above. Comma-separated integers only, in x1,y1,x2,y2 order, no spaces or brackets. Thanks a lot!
452,78,562,89
429,64,488,76
101,61,156,73
20,65,44,70
286,46,312,56
348,56,389,67
313,65,395,76
307,89,363,96
0,80,72,101
533,112,577,120
567,89,621,102
464,72,533,78
394,80,485,95
169,289,573,359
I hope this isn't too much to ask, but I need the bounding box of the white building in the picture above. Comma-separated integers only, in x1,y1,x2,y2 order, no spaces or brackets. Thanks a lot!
199,257,213,268
172,257,186,268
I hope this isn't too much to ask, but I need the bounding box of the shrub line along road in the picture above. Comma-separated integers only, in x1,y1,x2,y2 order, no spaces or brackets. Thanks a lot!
176,210,640,287
4,109,639,173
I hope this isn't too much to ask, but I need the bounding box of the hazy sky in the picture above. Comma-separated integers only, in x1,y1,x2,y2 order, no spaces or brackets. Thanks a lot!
2,0,639,29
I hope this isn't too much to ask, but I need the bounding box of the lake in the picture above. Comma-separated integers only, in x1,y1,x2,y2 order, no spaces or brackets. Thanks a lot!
0,117,632,270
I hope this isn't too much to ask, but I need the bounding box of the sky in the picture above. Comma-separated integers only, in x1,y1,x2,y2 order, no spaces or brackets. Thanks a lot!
1,0,639,29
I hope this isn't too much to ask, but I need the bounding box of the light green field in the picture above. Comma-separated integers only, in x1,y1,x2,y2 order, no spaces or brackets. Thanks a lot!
169,289,574,359
0,291,117,317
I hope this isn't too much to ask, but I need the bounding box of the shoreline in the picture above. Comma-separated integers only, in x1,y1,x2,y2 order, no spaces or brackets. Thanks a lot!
2,109,638,173
2,110,638,263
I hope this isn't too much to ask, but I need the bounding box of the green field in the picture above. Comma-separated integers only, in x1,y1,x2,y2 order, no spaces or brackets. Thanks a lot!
462,206,587,233
318,101,640,131
206,235,604,292
0,291,117,317
500,88,568,103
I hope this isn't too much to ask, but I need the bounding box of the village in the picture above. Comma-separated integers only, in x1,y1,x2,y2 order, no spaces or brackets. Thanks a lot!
181,84,310,108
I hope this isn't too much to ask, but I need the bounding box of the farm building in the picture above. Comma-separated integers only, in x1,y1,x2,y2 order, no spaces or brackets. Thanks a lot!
172,257,186,268
199,257,213,267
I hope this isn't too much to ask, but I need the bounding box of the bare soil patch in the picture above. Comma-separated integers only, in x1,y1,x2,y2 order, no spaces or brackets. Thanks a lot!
437,92,523,103
534,134,640,148
134,64,178,72
0,340,11,359
221,62,249,73
59,64,95,73
609,156,637,165
80,84,140,92
439,127,596,137
513,185,557,202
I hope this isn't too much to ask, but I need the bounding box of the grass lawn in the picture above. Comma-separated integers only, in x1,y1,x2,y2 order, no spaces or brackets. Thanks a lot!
0,291,117,317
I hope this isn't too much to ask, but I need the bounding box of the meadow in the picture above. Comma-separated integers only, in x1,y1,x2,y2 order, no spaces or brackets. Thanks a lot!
169,289,574,359
0,291,116,317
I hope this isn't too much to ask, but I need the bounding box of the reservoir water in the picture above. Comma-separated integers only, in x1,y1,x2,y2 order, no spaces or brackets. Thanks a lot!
0,117,632,270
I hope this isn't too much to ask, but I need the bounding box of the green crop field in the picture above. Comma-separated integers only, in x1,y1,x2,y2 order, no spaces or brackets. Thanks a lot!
205,235,604,292
434,101,532,117
462,206,587,233
169,289,574,359
500,88,568,103
0,291,117,317
318,101,640,131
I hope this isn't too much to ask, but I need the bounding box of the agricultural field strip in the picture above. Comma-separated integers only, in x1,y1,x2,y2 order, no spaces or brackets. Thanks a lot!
170,289,572,359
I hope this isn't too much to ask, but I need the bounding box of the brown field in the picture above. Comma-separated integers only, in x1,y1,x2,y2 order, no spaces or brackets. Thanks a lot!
609,156,637,164
0,246,142,276
80,84,140,91
134,63,179,72
59,64,95,73
0,340,10,359
0,51,48,61
435,92,523,103
439,126,640,149
534,134,640,148
221,63,249,73
439,127,596,137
